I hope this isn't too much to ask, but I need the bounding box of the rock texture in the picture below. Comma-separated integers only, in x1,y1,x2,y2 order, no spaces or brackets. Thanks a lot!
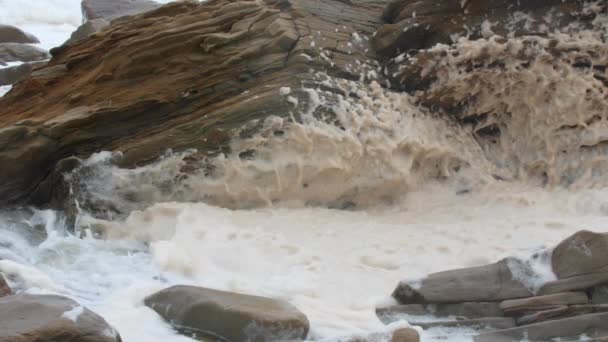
392,258,533,304
0,0,385,210
145,285,309,341
382,230,608,340
0,294,121,342
0,25,39,44
373,0,588,58
81,0,160,22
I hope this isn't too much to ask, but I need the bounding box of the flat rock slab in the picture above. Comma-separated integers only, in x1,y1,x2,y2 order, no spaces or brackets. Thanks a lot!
474,312,608,342
518,304,608,326
0,294,121,342
0,43,49,64
552,231,608,279
81,0,160,22
500,292,588,314
377,302,503,323
145,285,309,342
0,25,39,44
392,258,533,304
411,317,516,330
540,269,608,295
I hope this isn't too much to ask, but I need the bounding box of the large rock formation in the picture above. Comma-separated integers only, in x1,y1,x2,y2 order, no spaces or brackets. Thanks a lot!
145,285,309,341
0,0,603,213
0,294,122,342
0,0,384,210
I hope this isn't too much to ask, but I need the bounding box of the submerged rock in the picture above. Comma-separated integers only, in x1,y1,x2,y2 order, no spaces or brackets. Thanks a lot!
0,25,39,44
0,294,121,342
144,285,309,342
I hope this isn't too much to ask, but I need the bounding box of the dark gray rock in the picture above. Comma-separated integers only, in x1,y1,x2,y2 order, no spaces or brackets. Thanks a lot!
81,0,160,22
474,312,608,342
144,285,309,342
0,43,50,65
552,231,608,279
500,292,588,316
0,294,121,342
411,317,516,330
592,287,608,304
392,258,533,304
377,302,503,324
0,25,39,44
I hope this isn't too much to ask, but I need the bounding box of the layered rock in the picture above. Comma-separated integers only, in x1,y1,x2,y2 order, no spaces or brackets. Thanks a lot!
382,231,608,340
0,294,121,342
145,285,309,341
0,0,385,211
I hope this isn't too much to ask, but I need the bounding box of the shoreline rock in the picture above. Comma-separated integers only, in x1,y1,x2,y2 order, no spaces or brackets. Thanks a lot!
145,285,309,342
0,293,122,342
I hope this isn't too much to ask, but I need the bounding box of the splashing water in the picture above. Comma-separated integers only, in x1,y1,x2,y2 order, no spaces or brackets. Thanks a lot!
1,1,608,342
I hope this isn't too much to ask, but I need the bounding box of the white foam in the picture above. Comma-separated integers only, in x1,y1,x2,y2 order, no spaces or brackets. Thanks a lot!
62,305,84,322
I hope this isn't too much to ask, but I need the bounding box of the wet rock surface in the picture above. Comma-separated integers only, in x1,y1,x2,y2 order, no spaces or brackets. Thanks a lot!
382,230,608,340
0,0,385,211
145,285,309,342
0,294,121,342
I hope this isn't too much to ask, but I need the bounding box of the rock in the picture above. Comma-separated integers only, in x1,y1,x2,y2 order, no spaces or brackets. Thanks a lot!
0,293,121,342
517,305,608,326
376,302,503,323
552,231,608,279
373,0,586,59
540,267,608,295
411,317,516,330
0,274,11,297
81,0,161,22
0,25,39,44
0,43,50,64
0,0,385,211
68,19,109,46
144,285,309,341
0,62,46,86
392,258,533,304
499,292,589,316
391,328,420,342
474,312,608,342
592,287,608,304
